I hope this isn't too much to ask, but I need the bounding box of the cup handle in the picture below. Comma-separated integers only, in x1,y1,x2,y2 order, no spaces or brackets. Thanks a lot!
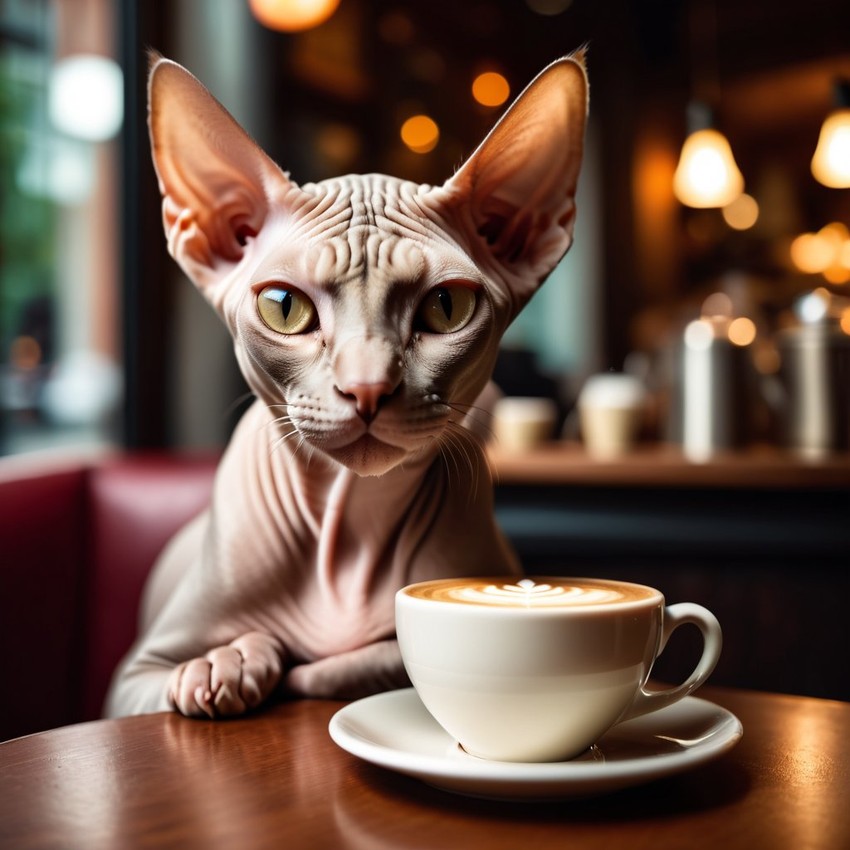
620,602,722,722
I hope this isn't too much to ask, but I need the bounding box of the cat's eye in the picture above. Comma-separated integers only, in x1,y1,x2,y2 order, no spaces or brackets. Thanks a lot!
417,285,477,334
258,285,317,334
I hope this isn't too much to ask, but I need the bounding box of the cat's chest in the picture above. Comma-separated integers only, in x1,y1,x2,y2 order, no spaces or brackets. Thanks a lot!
280,576,398,661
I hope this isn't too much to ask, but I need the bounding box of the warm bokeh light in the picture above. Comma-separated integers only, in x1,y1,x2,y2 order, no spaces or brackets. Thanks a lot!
722,193,759,230
472,72,510,107
823,266,850,284
728,317,757,347
400,115,439,154
841,308,850,335
790,223,850,280
673,128,744,208
819,221,849,248
249,0,340,32
811,108,850,188
791,232,836,274
823,222,850,283
701,292,733,319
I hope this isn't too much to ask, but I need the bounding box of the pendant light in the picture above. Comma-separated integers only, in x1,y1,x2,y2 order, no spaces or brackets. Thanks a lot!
674,0,744,209
674,103,744,208
811,80,850,189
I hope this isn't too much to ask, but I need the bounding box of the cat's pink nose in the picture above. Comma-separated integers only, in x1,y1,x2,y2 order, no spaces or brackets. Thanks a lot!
337,381,395,424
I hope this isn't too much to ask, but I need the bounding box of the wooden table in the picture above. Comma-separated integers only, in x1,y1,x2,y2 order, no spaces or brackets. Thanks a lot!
1,687,848,849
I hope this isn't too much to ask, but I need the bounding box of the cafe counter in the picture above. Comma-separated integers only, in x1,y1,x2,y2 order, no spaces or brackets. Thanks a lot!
487,442,850,702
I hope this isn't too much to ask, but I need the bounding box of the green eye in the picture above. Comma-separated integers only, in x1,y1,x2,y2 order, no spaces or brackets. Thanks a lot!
418,285,477,333
258,285,317,334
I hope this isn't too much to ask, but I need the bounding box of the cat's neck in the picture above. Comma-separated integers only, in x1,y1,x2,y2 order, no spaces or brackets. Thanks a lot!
247,399,469,600
241,399,448,522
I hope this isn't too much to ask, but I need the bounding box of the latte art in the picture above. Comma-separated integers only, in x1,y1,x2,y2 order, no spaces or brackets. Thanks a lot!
405,577,656,608
456,579,624,607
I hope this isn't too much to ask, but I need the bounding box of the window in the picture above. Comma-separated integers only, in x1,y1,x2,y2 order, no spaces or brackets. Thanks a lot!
0,0,122,455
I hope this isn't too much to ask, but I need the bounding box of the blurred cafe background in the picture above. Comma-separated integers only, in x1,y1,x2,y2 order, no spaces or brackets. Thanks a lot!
1,0,849,723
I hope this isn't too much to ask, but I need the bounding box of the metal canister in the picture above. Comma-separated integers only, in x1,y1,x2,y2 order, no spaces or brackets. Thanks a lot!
679,316,754,461
776,318,850,457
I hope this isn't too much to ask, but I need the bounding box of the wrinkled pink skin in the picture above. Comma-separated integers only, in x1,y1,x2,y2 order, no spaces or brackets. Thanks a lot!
104,52,587,719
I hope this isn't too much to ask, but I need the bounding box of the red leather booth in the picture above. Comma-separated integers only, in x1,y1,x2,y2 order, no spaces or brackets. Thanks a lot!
0,453,217,741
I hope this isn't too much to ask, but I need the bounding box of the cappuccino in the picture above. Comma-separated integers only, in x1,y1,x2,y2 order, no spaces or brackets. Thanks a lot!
402,577,657,608
396,575,722,762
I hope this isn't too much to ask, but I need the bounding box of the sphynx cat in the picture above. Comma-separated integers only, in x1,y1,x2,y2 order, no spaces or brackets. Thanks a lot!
105,51,588,718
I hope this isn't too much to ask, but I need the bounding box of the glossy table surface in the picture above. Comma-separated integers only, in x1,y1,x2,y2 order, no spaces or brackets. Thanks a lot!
1,686,848,850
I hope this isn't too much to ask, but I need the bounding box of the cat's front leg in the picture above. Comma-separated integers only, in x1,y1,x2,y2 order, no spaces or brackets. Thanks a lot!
167,631,284,718
285,638,408,700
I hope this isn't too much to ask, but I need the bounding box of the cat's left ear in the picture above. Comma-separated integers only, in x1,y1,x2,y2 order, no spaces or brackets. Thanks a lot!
442,52,588,308
148,55,297,292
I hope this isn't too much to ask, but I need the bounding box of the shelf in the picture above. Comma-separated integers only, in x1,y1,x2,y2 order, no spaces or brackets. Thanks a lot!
487,442,850,489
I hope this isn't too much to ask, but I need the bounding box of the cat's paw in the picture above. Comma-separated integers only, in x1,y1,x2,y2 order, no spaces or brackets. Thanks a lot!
167,632,284,718
285,639,408,700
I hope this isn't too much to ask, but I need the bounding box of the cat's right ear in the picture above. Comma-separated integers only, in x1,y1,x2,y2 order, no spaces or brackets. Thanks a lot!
148,55,296,292
439,52,588,314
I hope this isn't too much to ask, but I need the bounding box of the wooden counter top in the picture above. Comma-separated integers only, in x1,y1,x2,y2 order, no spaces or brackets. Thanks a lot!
487,442,850,489
2,688,849,850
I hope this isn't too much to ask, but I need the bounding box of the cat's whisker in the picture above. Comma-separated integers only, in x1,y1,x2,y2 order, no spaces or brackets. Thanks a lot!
266,415,295,430
223,391,257,419
438,425,475,496
442,421,490,501
268,424,302,456
437,435,460,490
294,435,316,468
446,402,497,442
445,400,492,417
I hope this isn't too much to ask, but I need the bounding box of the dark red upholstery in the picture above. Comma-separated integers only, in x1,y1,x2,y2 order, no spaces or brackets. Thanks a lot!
0,453,216,740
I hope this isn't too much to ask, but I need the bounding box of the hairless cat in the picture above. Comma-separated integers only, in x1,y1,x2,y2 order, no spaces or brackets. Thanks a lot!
105,50,588,719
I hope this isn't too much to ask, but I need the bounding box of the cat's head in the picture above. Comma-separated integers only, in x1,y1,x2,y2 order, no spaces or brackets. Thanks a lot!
148,52,587,475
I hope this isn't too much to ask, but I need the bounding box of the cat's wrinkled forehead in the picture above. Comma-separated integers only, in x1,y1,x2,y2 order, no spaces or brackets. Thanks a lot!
301,173,429,229
290,173,467,286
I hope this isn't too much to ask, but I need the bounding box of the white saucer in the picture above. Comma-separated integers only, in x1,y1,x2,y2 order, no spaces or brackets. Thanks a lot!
329,688,742,800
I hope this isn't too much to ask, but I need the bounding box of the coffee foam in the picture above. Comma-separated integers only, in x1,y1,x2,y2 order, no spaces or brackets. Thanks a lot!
405,578,655,608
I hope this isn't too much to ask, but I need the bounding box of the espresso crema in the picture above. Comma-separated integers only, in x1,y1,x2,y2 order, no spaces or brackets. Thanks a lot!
404,577,656,608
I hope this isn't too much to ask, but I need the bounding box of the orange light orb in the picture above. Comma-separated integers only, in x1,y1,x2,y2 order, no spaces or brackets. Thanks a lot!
472,72,510,107
728,317,757,347
400,115,439,154
249,0,341,32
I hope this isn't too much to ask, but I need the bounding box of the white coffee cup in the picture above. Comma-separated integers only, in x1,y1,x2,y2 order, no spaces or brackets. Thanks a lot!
396,576,722,763
492,396,558,452
577,374,647,458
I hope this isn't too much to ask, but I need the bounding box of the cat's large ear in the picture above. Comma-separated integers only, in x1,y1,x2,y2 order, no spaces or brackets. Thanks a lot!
148,55,294,291
442,53,588,310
